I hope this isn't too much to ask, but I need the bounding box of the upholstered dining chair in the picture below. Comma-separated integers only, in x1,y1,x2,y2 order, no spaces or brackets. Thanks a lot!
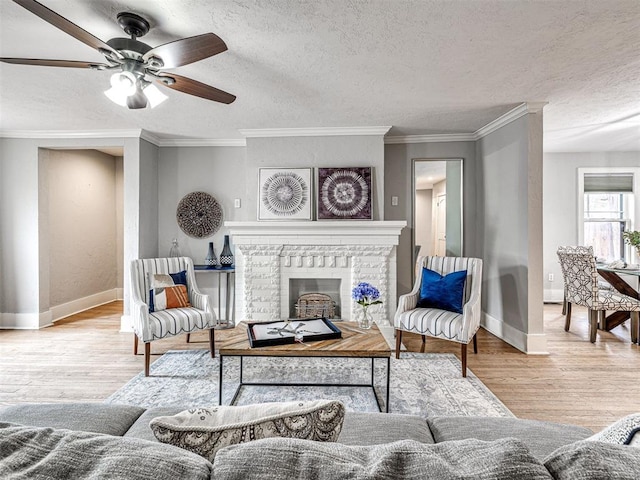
556,245,612,330
130,257,216,376
556,246,640,343
394,256,483,377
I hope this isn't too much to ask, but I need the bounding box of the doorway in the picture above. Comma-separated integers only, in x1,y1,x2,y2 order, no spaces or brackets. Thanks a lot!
41,147,124,321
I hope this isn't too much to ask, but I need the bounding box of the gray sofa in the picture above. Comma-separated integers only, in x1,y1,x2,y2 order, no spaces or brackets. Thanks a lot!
1,402,639,479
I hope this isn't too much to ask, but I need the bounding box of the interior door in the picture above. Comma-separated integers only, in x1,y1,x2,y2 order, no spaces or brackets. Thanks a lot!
435,194,447,256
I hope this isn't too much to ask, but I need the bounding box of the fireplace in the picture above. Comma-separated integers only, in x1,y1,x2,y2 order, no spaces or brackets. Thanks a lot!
289,278,341,319
225,221,405,327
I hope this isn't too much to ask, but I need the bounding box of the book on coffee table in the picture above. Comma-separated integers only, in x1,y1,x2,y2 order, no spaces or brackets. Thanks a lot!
247,318,341,348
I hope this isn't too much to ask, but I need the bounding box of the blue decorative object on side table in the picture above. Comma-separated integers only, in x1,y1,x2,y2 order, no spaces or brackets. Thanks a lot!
219,235,234,269
205,242,219,268
351,282,382,329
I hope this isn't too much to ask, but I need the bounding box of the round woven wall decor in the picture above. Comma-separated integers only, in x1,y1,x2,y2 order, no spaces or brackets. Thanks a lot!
176,191,223,238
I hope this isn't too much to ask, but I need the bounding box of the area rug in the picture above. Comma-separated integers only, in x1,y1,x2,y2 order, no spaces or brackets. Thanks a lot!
105,350,513,418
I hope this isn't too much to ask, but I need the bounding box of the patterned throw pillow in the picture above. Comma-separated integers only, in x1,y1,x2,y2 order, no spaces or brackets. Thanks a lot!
586,413,640,447
149,271,190,312
149,400,345,461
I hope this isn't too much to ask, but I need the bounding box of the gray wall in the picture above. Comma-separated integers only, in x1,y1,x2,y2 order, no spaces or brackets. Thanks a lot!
0,138,40,317
43,149,119,307
158,146,247,263
137,139,159,259
543,151,640,301
157,135,384,263
474,112,544,345
383,142,476,295
246,135,385,220
445,160,463,256
1,122,549,349
115,156,124,290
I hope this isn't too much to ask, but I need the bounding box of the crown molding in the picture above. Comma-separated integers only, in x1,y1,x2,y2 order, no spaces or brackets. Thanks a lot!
474,102,547,139
139,129,161,145
1,104,547,146
239,126,392,138
154,137,247,147
139,129,245,146
384,102,548,145
473,104,529,139
523,102,548,114
0,129,246,147
0,129,142,139
384,133,476,144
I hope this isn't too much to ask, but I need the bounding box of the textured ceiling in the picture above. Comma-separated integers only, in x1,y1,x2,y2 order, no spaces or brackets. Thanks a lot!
0,0,638,151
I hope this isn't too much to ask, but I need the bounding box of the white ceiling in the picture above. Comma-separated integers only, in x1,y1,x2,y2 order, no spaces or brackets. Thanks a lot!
1,0,638,152
414,160,447,189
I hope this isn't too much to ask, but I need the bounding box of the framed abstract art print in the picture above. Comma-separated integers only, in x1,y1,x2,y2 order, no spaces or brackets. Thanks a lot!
258,168,313,220
317,167,372,220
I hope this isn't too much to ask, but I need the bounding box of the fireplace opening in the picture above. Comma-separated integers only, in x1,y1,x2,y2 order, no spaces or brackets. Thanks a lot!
289,278,341,319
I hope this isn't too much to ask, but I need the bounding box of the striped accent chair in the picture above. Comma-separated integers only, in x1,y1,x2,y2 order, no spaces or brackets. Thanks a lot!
130,257,216,376
394,256,483,377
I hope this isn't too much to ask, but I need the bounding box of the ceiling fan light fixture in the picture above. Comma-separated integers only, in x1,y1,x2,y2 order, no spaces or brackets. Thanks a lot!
3,3,235,110
126,88,148,109
104,85,129,106
109,70,137,95
142,83,168,108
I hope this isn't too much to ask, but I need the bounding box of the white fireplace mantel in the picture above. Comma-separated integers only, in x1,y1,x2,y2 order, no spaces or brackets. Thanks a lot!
226,221,406,241
226,220,406,328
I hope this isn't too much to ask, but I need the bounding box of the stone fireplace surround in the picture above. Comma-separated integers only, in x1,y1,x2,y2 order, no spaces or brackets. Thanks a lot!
225,221,405,327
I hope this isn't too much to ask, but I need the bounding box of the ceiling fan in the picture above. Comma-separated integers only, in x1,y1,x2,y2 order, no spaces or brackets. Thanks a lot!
0,0,236,109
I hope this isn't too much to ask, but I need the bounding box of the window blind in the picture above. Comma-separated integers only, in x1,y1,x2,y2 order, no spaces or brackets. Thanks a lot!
583,173,634,193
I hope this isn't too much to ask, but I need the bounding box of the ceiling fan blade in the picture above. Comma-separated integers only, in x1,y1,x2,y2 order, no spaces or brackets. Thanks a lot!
0,57,108,69
12,0,121,58
158,73,236,104
143,33,227,69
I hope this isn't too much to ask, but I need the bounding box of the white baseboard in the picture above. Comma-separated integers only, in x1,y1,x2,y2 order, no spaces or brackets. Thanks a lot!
526,333,549,354
544,288,564,303
481,312,548,354
116,288,125,300
50,289,119,323
0,311,52,330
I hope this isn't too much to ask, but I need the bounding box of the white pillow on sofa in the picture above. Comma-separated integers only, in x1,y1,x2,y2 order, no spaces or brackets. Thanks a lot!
149,400,345,461
586,413,640,447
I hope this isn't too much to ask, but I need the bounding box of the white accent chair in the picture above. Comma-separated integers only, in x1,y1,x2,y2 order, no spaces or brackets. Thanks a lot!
556,246,639,343
130,257,217,376
394,256,483,377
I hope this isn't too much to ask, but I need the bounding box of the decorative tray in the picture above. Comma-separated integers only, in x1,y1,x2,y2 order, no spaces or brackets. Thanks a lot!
246,318,342,348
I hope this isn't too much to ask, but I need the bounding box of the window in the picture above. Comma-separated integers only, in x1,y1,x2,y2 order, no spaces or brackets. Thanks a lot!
579,170,638,263
583,193,627,261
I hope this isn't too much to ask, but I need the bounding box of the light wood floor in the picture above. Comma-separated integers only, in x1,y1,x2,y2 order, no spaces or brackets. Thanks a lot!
1,301,638,432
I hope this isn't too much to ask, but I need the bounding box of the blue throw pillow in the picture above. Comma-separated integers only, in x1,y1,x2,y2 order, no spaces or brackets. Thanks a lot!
416,268,467,314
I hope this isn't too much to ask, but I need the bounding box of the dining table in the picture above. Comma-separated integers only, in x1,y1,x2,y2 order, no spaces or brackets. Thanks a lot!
596,264,640,331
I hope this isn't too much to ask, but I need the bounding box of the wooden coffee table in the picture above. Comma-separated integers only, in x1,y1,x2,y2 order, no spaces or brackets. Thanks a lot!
218,321,391,412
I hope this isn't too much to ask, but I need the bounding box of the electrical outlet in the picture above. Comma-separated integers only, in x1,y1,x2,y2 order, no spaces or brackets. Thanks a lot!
548,273,554,282
391,196,398,206
234,198,241,208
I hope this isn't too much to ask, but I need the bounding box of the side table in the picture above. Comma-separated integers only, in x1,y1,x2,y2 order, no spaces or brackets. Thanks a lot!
194,266,235,328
